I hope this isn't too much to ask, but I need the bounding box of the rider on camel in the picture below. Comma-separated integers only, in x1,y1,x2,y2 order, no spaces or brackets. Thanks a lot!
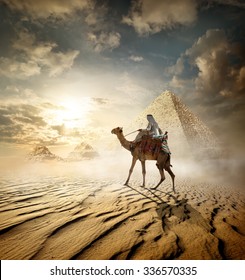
131,114,171,154
134,114,163,143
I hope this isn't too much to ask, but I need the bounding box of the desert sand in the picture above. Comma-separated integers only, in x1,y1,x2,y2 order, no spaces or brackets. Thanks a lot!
0,153,244,260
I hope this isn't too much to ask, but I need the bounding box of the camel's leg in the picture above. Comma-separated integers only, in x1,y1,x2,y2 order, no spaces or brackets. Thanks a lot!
165,166,175,193
124,157,137,186
140,160,146,187
151,163,165,189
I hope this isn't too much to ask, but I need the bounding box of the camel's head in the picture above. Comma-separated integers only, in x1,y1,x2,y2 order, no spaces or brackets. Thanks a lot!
111,127,123,135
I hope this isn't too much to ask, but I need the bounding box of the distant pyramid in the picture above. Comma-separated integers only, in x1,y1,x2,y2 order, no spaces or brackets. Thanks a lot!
28,145,63,162
67,142,99,161
126,91,222,158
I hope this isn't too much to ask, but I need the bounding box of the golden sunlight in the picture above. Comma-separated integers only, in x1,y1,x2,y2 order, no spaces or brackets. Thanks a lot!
46,97,92,129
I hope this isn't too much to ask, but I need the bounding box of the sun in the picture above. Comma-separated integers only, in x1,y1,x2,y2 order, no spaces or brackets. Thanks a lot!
48,97,92,129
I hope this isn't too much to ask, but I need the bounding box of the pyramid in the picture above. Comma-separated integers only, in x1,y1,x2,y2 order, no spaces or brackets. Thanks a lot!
27,145,63,162
126,91,222,159
67,142,99,161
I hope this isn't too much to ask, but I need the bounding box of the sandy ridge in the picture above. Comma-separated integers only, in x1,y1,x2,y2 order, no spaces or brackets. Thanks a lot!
0,176,244,260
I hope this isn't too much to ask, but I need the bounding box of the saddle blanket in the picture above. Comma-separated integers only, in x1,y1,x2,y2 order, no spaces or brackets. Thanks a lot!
139,136,162,156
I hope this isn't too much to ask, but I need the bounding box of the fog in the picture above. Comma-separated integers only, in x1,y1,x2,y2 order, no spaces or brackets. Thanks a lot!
0,147,244,194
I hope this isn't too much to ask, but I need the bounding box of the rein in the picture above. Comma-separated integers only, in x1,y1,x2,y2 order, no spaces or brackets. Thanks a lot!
124,129,139,137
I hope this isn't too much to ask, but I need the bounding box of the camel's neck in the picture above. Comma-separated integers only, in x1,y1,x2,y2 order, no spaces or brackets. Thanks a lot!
116,132,131,151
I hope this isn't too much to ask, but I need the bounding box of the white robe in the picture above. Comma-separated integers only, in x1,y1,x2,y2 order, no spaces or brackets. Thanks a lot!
134,115,162,142
146,115,162,136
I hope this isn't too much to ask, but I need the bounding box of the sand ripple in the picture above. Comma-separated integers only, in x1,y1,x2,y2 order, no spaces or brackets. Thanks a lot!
0,176,244,259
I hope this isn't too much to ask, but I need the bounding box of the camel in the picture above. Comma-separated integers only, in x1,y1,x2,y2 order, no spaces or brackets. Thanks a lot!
111,127,175,193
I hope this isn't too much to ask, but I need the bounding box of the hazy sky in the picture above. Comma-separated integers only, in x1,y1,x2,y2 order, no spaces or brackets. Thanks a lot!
0,0,244,156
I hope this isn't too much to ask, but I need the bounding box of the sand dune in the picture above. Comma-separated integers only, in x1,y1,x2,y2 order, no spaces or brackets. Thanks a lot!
0,161,244,260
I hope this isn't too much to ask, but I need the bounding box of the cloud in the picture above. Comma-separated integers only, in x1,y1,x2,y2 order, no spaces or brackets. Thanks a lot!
186,29,244,98
166,28,245,149
51,124,66,136
0,94,107,145
0,30,79,79
84,2,108,26
0,101,83,145
0,58,41,79
0,114,14,126
166,57,184,75
169,75,189,89
122,0,198,36
2,0,93,20
0,103,50,144
206,0,245,8
1,86,48,107
91,97,110,105
87,31,121,52
129,55,144,62
168,29,245,99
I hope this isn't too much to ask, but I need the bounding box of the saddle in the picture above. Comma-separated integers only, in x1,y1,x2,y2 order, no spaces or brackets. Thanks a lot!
139,135,162,156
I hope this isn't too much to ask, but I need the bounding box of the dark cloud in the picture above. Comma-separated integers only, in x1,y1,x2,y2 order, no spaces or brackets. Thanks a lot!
92,97,110,105
204,0,245,8
15,104,47,127
0,120,24,142
51,124,66,136
1,0,93,20
0,114,14,125
87,31,121,52
0,101,96,145
170,29,245,99
14,115,46,127
0,103,50,144
41,102,62,109
185,29,244,98
122,0,198,36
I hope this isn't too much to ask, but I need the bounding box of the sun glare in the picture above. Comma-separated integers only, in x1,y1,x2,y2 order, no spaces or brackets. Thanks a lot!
47,97,92,129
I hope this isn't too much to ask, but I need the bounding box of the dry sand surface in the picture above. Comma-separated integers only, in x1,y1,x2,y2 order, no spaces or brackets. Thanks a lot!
0,155,244,260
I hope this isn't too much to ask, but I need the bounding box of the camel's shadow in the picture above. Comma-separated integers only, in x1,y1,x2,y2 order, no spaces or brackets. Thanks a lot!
124,184,210,232
125,183,177,205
